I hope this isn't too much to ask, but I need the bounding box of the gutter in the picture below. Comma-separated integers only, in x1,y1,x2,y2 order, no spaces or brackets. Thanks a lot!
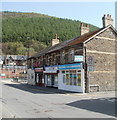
83,44,90,93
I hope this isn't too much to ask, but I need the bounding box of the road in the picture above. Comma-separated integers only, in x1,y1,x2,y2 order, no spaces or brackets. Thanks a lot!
0,79,116,119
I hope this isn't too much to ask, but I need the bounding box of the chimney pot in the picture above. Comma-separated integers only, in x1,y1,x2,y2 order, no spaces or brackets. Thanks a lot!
86,24,89,27
51,34,59,46
80,23,89,35
81,23,83,27
102,14,113,27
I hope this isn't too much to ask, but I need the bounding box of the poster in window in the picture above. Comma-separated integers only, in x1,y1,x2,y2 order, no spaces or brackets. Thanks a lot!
66,74,69,85
73,74,77,85
77,74,81,86
70,74,72,85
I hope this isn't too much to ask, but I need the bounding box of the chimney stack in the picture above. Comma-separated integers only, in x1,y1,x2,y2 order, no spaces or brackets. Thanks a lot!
80,23,89,35
102,14,113,27
51,34,59,46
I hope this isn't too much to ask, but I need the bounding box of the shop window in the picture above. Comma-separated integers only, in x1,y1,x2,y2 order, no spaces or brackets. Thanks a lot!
62,70,81,86
74,74,77,85
54,74,58,86
70,73,73,85
47,75,51,86
63,74,66,83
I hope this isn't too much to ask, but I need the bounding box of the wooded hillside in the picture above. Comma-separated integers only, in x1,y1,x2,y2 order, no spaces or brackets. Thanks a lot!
2,11,99,55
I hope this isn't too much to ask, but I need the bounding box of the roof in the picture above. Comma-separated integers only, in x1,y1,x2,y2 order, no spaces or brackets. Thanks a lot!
29,25,117,59
5,55,27,60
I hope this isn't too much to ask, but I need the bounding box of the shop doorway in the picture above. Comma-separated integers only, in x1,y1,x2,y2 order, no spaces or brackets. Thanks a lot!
46,74,58,88
36,73,44,86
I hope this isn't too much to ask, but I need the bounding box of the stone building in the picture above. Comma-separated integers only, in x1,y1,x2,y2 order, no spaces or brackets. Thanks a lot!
27,14,116,93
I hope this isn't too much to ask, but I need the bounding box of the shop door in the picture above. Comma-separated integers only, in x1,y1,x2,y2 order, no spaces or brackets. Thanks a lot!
39,74,42,83
51,75,54,86
36,73,39,85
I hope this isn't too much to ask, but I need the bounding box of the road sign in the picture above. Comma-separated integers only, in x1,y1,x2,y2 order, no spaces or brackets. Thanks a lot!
87,56,94,65
87,65,94,71
87,56,94,71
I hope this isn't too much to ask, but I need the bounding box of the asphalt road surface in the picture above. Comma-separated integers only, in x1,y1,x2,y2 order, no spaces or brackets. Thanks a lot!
0,79,116,119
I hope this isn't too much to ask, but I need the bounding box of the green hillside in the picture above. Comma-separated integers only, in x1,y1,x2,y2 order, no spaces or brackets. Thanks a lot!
2,11,99,55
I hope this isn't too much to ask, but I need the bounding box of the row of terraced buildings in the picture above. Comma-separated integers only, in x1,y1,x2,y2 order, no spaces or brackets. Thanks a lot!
27,14,117,93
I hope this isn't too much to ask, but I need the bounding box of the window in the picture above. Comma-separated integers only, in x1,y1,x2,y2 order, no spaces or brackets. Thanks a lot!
62,70,81,86
65,53,68,63
52,55,55,65
61,51,65,64
69,49,74,63
63,74,66,83
55,55,60,65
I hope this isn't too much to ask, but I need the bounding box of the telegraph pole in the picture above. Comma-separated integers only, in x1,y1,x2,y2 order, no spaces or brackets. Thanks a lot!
27,37,30,58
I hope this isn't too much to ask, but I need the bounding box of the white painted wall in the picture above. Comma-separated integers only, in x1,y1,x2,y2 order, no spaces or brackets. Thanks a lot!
27,69,35,85
58,70,85,93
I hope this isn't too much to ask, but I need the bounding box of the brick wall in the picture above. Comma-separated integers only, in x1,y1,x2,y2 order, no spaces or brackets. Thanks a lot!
0,68,25,78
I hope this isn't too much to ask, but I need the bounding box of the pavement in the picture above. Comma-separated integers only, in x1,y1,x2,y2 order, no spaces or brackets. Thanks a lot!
1,78,116,97
0,78,117,119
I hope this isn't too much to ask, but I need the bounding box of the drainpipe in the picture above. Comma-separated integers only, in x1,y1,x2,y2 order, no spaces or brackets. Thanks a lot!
83,44,89,93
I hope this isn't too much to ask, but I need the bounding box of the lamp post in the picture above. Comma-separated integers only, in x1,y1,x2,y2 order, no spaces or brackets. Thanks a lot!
27,37,30,58
9,56,15,80
21,56,26,81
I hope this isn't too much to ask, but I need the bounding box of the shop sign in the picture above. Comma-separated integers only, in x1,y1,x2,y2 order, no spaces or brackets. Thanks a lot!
59,63,82,70
74,55,84,62
33,62,39,68
44,66,58,73
34,68,43,72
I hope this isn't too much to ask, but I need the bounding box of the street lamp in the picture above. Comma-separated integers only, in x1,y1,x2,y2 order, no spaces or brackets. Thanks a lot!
9,56,15,79
27,37,30,58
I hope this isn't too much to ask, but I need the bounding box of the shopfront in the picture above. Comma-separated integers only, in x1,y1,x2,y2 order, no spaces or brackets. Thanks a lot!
44,66,58,88
58,63,84,93
34,68,44,86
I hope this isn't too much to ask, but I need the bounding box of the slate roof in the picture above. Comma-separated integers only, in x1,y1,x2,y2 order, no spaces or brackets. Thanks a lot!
5,55,27,60
29,25,116,59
